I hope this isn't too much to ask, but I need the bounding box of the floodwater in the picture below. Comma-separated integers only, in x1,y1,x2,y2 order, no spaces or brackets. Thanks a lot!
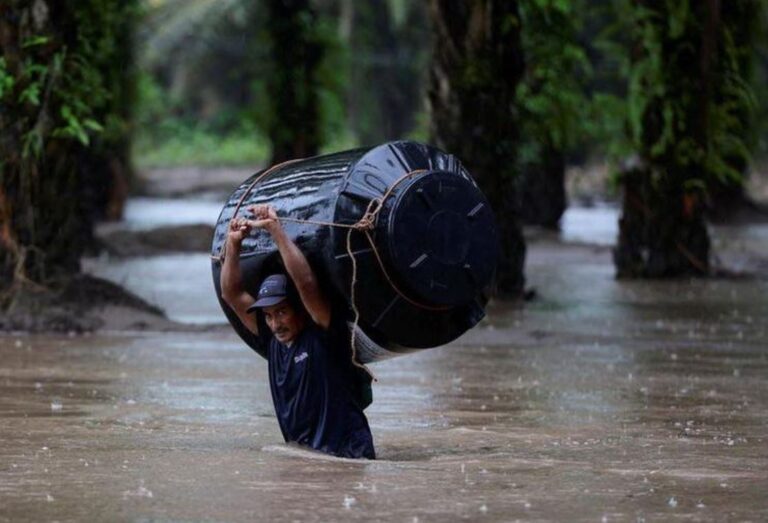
83,253,223,325
3,201,768,521
122,197,224,231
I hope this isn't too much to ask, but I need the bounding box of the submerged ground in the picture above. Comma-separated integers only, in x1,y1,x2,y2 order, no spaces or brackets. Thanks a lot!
2,248,767,520
1,187,767,521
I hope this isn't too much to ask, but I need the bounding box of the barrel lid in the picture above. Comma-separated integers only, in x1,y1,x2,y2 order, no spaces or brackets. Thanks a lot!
382,170,498,307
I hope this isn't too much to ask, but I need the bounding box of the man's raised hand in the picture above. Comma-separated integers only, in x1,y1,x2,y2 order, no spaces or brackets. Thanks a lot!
227,217,251,245
247,204,281,235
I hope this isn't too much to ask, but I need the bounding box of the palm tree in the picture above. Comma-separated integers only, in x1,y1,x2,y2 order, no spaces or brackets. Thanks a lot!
427,0,527,298
614,0,759,277
0,0,137,305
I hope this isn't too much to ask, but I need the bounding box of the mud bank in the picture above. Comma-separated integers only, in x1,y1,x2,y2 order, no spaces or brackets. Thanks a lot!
0,275,180,334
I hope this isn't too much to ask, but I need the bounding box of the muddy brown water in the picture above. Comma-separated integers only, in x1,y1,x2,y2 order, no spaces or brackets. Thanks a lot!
3,251,768,522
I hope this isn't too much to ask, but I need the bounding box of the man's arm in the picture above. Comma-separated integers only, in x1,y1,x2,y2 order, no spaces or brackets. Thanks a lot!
220,218,260,335
248,205,332,330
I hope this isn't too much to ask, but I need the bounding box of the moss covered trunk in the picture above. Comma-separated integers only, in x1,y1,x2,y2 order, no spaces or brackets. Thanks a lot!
427,0,526,298
614,0,758,277
0,0,136,307
615,162,710,277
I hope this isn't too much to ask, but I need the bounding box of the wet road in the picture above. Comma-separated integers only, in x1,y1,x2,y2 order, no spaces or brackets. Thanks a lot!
3,245,768,522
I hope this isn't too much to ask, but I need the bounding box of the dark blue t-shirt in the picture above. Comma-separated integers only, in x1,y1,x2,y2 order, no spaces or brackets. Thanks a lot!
260,317,375,459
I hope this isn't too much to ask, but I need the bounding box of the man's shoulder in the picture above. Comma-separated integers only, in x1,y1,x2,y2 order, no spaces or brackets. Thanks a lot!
300,308,349,335
293,317,349,357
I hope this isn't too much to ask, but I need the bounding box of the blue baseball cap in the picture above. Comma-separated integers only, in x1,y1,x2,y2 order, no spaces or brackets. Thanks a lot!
247,274,288,312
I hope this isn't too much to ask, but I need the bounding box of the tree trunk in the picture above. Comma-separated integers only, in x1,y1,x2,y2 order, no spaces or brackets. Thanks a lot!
0,0,136,306
614,0,756,277
266,0,324,164
517,144,566,228
427,0,526,298
346,1,428,145
614,161,710,277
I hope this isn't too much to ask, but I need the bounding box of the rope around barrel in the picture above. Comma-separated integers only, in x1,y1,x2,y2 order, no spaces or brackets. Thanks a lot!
212,160,450,379
212,158,304,264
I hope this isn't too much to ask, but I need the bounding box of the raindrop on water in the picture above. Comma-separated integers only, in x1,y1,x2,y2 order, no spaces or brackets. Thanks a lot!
122,484,153,499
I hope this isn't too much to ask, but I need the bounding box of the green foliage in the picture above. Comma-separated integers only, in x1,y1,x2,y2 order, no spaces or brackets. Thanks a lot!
753,16,768,158
2,1,138,160
0,58,14,98
132,1,268,165
517,0,592,164
134,121,269,168
133,0,429,164
510,0,592,175
132,65,268,167
1,0,139,288
624,1,759,189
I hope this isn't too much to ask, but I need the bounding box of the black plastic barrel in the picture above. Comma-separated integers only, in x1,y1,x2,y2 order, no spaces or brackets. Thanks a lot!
211,141,498,363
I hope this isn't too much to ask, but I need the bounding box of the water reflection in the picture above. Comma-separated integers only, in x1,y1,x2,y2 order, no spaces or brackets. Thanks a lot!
123,197,224,231
560,205,619,245
83,254,225,324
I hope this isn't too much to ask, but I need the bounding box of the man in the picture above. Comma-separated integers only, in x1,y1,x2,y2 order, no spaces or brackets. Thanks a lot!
220,204,375,459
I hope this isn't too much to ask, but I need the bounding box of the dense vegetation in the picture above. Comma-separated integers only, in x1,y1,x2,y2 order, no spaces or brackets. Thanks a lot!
133,0,431,168
0,0,137,306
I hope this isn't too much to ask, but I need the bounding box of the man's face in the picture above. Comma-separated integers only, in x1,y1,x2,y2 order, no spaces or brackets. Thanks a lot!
262,300,305,345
